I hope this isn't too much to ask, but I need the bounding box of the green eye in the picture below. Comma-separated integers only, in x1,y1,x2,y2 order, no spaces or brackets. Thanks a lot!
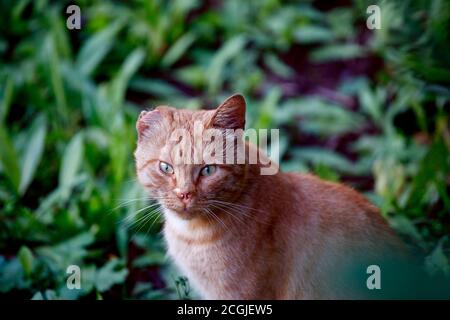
159,161,174,174
200,165,216,177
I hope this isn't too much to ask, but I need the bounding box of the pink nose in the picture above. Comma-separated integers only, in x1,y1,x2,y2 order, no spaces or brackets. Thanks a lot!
176,191,192,202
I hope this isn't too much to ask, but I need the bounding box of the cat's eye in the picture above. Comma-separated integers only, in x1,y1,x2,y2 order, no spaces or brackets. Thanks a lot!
159,161,174,175
200,165,216,177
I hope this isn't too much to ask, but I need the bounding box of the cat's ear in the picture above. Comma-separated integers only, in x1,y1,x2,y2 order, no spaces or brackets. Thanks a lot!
136,109,163,141
210,94,246,130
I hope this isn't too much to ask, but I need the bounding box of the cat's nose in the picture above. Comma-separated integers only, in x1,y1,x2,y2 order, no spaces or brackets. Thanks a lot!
175,190,193,202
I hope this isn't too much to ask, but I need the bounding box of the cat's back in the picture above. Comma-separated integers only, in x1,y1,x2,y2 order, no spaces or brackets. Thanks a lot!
273,172,402,298
277,172,399,254
283,172,382,224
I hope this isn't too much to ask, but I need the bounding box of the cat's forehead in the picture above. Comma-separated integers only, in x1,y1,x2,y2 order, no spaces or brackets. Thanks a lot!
169,107,214,127
136,107,213,148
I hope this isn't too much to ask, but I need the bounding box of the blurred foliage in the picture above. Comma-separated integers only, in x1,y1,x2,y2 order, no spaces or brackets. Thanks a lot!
0,0,449,299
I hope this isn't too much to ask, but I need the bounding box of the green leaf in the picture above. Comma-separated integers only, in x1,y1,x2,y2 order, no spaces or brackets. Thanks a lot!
0,257,27,292
207,36,246,94
292,147,358,174
294,25,334,44
254,87,282,130
18,246,34,277
49,35,68,121
388,215,423,245
313,163,340,182
116,222,128,259
162,33,196,67
76,21,124,76
59,132,84,190
12,0,31,20
326,8,355,39
425,237,450,275
0,123,20,193
263,53,294,78
31,290,58,300
19,116,47,195
408,138,450,210
281,98,365,136
175,65,206,88
132,252,166,268
80,265,96,294
36,228,97,267
130,78,182,98
111,48,145,107
310,44,364,62
356,84,387,126
0,76,14,123
95,259,128,292
49,8,71,59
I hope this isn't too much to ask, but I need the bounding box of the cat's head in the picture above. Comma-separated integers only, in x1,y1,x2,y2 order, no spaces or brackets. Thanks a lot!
134,94,248,219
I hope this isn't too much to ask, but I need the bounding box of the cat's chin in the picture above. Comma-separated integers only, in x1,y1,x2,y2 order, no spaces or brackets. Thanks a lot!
164,206,200,220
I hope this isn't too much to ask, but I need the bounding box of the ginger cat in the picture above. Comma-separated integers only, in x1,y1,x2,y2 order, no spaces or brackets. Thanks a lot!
134,94,403,299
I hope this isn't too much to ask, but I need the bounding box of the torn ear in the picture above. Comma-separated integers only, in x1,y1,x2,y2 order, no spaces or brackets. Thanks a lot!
210,94,246,130
136,109,163,141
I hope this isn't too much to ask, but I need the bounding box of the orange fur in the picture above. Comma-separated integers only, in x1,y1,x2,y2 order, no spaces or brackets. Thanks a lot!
134,94,403,299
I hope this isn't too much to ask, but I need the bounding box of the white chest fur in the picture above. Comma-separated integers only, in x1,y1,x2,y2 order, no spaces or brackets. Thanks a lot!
163,209,243,299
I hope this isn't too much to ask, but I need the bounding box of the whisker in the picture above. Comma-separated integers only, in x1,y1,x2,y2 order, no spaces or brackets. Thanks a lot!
124,208,158,227
207,200,270,225
209,203,246,226
205,207,229,232
110,197,152,212
145,211,164,237
120,202,161,224
131,208,163,240
202,208,220,228
209,202,248,219
209,199,264,214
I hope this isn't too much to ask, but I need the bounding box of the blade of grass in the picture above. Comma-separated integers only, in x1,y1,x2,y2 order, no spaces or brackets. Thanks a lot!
76,20,124,77
0,76,14,123
161,33,196,67
49,35,69,124
19,115,47,195
207,36,246,95
59,132,84,192
111,48,145,108
0,123,21,193
311,44,364,63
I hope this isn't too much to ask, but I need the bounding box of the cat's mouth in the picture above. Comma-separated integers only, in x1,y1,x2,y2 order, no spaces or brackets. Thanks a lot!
163,201,200,219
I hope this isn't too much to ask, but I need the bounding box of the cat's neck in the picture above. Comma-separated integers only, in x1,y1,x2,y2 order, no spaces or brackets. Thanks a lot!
163,207,233,243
